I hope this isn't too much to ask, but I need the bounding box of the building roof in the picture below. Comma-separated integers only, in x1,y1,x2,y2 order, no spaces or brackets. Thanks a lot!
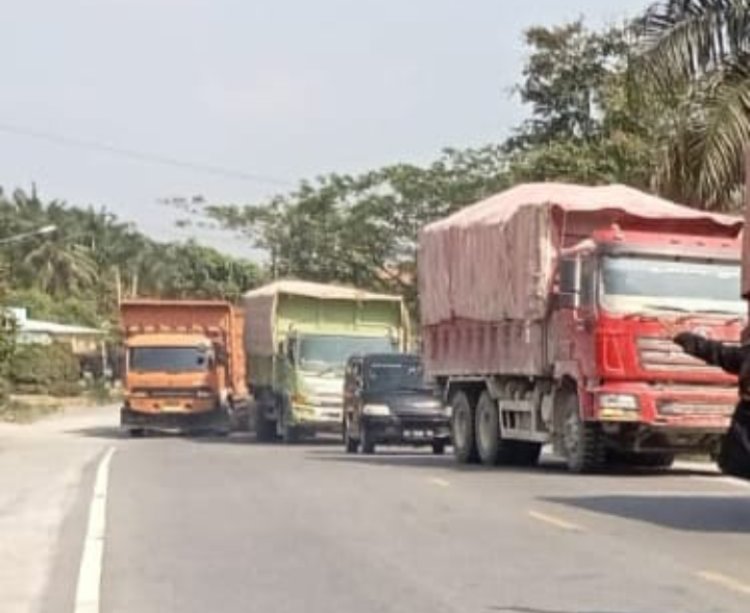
7,307,104,336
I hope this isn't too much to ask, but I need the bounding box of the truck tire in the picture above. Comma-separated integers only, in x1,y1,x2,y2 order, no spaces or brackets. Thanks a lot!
344,417,359,453
451,390,479,464
511,441,542,467
475,392,514,466
360,422,376,454
282,424,300,444
559,390,605,473
254,411,276,443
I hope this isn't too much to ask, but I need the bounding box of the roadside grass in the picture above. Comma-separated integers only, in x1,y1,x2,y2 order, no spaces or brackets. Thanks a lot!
0,385,121,424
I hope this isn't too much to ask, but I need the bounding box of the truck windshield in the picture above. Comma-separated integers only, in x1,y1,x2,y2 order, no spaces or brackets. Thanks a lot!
298,335,393,371
365,358,429,393
601,255,744,316
129,347,209,373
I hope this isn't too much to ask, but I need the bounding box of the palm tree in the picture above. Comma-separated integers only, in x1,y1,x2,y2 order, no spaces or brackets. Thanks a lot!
23,238,99,295
634,0,750,210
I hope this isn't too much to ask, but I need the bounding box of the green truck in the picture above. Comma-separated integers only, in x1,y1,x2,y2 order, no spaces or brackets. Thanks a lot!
242,280,410,442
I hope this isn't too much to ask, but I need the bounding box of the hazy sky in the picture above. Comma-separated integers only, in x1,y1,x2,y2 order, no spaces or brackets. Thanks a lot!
1,0,650,258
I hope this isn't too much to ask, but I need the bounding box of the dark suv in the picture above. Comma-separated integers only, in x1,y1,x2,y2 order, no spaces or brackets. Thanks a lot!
343,353,451,455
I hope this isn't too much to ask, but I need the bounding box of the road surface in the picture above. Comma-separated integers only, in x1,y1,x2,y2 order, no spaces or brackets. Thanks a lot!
3,405,750,613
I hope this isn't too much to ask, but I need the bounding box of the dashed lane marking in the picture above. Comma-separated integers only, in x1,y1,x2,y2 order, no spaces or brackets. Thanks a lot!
528,509,584,532
428,477,451,488
697,570,750,597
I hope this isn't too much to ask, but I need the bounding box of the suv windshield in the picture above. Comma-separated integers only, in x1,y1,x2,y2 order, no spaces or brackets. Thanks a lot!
298,335,393,371
364,357,428,393
600,255,744,316
129,346,209,373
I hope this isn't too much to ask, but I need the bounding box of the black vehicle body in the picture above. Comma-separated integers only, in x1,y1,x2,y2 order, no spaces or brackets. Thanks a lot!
343,353,451,454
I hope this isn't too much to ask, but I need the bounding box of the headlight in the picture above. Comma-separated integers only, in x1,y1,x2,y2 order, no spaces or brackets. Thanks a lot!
292,392,323,406
129,390,148,398
363,404,391,416
195,388,214,399
599,394,638,410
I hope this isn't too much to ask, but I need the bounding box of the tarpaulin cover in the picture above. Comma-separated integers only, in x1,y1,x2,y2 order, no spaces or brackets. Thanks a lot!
419,183,742,326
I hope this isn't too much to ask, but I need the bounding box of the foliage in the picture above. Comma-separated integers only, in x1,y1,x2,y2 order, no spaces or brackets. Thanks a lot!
633,0,750,210
0,188,265,330
9,342,80,395
209,147,510,311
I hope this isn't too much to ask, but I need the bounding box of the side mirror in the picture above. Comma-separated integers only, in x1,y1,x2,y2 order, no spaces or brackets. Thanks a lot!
214,345,228,367
557,257,581,310
286,341,297,364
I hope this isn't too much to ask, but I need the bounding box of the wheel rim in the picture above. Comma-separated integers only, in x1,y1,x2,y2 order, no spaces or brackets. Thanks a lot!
563,410,581,458
454,402,469,449
477,401,494,455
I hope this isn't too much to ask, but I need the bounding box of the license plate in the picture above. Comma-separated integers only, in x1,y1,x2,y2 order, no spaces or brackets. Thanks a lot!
161,405,188,413
405,429,433,439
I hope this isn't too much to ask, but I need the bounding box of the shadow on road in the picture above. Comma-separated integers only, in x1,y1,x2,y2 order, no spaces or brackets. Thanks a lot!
545,493,750,533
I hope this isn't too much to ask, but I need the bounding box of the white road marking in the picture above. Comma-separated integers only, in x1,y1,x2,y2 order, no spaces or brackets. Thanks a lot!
427,477,451,488
74,446,115,613
528,510,584,532
697,570,750,596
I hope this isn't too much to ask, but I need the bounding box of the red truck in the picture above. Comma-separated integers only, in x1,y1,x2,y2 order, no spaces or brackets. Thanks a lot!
419,183,745,472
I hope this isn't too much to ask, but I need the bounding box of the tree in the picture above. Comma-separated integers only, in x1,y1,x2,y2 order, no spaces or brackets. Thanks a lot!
634,0,750,209
207,147,509,313
495,21,659,191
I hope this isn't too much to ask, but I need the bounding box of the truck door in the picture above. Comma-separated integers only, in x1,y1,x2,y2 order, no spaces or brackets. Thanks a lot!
576,255,599,380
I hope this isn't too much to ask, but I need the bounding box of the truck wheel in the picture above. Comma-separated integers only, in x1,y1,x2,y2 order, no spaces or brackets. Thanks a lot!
475,392,514,466
360,422,376,454
254,412,276,443
282,424,300,444
560,390,604,473
451,390,479,464
511,441,542,467
344,418,359,453
431,440,446,455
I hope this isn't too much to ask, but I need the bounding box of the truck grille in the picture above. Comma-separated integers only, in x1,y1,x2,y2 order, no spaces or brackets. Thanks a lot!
636,337,722,375
657,400,734,416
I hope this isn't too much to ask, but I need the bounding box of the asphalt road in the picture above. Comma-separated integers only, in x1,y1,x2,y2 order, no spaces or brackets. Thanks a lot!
4,406,750,613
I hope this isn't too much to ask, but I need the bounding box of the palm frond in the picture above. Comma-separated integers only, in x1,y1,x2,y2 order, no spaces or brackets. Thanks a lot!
635,0,750,88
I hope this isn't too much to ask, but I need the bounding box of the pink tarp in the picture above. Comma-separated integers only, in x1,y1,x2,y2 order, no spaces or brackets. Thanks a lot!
419,183,742,326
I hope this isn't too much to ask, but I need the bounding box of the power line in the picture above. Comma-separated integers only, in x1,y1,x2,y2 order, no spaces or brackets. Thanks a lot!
0,122,295,188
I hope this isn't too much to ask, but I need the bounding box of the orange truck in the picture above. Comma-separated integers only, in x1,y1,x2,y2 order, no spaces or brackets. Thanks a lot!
120,299,248,435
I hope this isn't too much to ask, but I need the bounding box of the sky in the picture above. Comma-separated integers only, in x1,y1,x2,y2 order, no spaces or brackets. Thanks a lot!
0,0,651,259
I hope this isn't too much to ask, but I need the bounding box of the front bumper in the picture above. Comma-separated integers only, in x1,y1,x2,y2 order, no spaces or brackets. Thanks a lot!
290,404,343,434
363,414,451,445
591,383,736,430
121,406,229,432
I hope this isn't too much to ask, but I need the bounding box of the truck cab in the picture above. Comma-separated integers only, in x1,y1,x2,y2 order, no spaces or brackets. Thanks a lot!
278,331,397,439
555,227,742,462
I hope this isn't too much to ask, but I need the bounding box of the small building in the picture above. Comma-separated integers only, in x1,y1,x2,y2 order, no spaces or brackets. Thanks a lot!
7,307,105,355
